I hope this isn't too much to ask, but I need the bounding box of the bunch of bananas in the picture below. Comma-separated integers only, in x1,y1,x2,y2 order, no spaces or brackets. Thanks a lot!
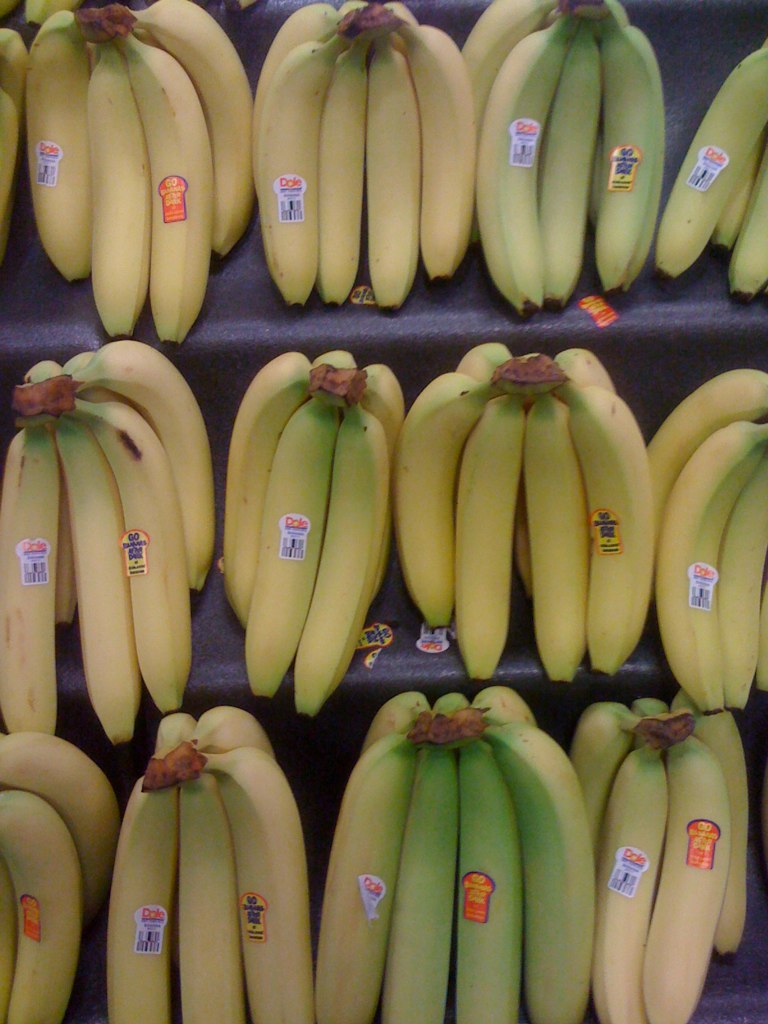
393,342,654,684
648,367,768,712
0,29,25,269
656,38,768,292
0,729,119,1024
571,695,746,1024
315,686,594,1024
474,0,664,313
0,340,214,743
108,706,313,1024
224,348,403,715
25,0,253,342
253,0,475,308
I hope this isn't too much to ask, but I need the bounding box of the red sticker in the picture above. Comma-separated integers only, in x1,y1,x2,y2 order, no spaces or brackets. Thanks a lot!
686,819,721,870
462,871,496,923
158,175,188,224
20,894,41,941
578,295,619,328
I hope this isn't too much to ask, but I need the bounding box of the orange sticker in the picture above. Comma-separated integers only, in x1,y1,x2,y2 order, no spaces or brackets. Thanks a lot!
462,871,496,924
20,894,41,941
590,509,623,555
158,175,188,224
240,892,268,943
578,295,619,328
686,819,721,870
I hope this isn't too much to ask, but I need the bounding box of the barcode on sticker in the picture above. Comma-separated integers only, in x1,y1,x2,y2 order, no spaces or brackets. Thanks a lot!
278,513,311,561
273,174,306,223
607,846,649,899
686,146,729,192
688,562,718,610
36,141,63,187
16,539,51,586
133,905,167,955
508,118,541,168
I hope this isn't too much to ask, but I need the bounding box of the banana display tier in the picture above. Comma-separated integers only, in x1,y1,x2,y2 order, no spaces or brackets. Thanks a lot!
2,0,768,1023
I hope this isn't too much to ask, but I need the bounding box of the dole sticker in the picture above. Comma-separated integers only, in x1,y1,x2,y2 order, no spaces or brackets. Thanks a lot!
607,145,642,192
20,894,41,942
121,530,150,577
15,538,51,586
279,513,311,561
240,892,268,942
358,874,386,921
158,175,189,224
687,562,718,611
462,871,496,923
607,846,650,898
508,118,541,168
416,623,450,654
274,174,307,223
686,819,721,870
687,146,730,192
36,141,63,188
590,509,622,555
133,904,168,955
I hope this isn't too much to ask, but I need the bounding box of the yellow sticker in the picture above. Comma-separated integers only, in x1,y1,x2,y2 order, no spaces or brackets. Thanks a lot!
240,892,268,942
121,530,150,577
348,285,377,306
20,894,41,942
357,623,394,651
590,509,622,555
607,145,642,191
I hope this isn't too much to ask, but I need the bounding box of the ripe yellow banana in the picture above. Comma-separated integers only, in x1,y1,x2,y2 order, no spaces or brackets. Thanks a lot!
456,738,523,1024
0,789,82,1024
554,347,616,392
87,41,151,338
524,393,589,682
360,691,431,752
0,426,59,734
539,19,601,307
393,372,492,627
107,777,178,1024
366,35,421,308
381,744,458,1024
154,711,197,755
0,855,15,1024
25,10,91,280
316,39,368,304
0,730,120,926
0,28,25,264
711,130,765,252
71,339,215,592
203,746,314,1024
397,22,476,279
455,341,512,382
476,15,574,314
591,742,667,1024
486,720,594,1024
0,84,18,269
245,396,339,696
454,395,525,680
192,705,275,758
728,136,768,299
73,397,192,714
642,736,731,1024
315,732,417,1024
655,419,768,712
121,32,214,343
55,415,142,744
558,381,654,675
133,0,254,257
471,684,536,726
294,403,389,715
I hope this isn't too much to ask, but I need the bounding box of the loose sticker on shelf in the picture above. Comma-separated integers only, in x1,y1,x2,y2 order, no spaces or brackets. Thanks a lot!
416,624,451,654
240,892,268,943
133,905,168,955
20,894,41,941
686,819,721,870
274,174,306,223
15,538,51,586
121,530,150,577
158,175,189,224
578,295,619,328
508,118,541,168
279,513,311,561
357,622,394,670
607,145,642,191
462,871,496,923
686,146,729,192
348,284,377,306
607,846,650,898
687,562,718,611
358,874,386,921
36,141,63,188
590,509,623,555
